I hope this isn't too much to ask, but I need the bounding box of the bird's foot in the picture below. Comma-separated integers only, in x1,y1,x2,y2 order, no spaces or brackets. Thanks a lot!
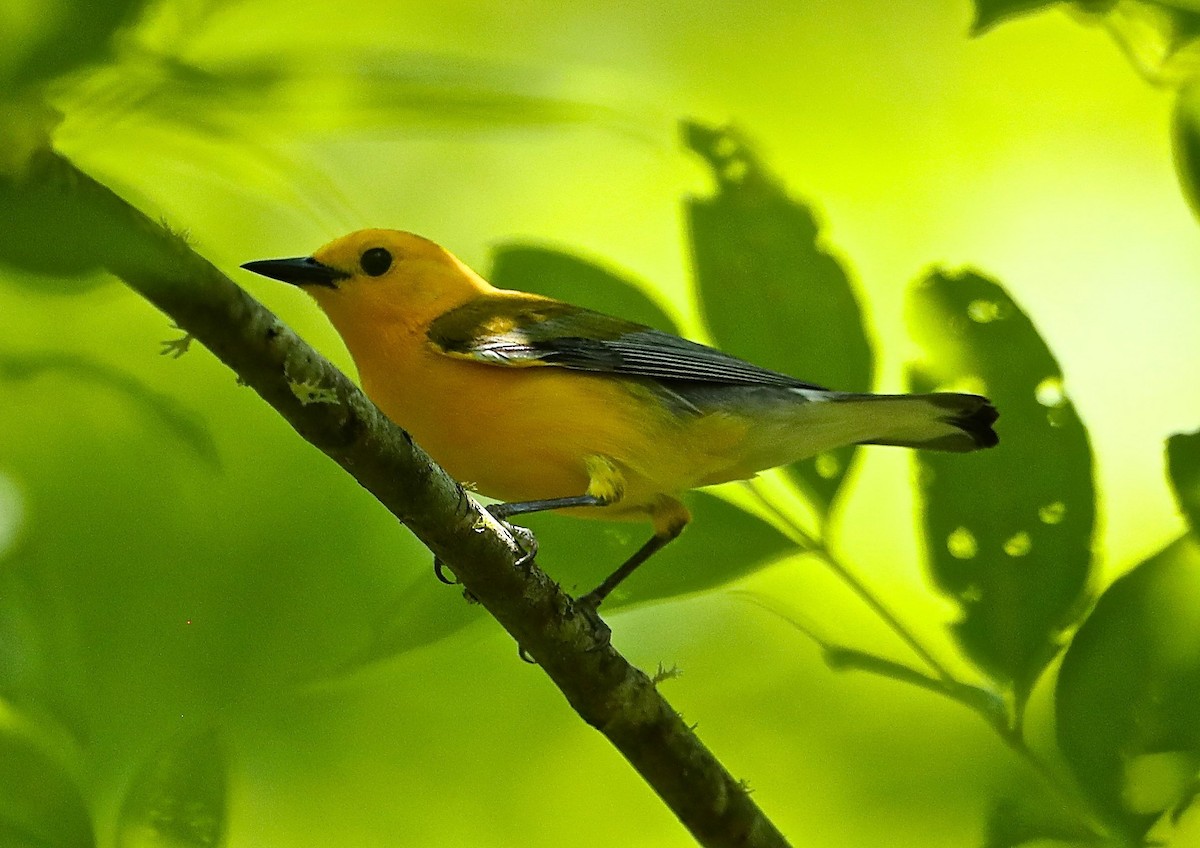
572,592,612,651
485,504,539,568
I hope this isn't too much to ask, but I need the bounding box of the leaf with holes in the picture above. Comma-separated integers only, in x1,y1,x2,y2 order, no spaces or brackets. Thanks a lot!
906,269,1094,701
1056,535,1200,843
683,120,873,519
116,728,227,848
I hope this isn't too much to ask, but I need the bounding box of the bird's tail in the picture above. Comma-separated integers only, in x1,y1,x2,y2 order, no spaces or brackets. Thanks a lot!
831,392,999,452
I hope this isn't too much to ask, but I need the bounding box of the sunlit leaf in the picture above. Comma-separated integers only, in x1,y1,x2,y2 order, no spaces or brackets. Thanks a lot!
906,269,1094,701
1056,535,1200,842
971,0,1066,35
683,120,873,518
116,728,226,848
0,352,219,468
489,244,676,332
522,491,794,608
70,49,633,136
1168,429,1200,532
0,699,92,848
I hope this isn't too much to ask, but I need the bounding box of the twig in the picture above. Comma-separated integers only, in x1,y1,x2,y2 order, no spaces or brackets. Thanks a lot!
9,149,792,848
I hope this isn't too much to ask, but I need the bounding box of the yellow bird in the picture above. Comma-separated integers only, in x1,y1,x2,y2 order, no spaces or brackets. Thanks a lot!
243,229,998,607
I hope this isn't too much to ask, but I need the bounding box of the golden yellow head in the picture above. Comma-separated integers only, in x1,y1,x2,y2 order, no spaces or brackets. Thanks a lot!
242,229,494,335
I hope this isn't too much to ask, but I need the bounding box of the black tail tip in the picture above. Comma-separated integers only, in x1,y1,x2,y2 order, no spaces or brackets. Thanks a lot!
949,395,999,449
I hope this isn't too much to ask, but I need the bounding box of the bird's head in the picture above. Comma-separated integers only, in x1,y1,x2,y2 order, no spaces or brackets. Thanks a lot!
242,229,492,334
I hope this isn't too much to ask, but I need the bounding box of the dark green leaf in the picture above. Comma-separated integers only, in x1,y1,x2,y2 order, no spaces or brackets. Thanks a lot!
682,120,873,518
1101,2,1200,85
906,269,1094,701
0,702,92,848
521,490,795,608
489,243,676,332
116,728,226,848
1175,82,1200,229
983,793,1104,848
1168,430,1200,533
970,1,1067,35
3,0,148,87
0,150,175,280
1056,535,1200,842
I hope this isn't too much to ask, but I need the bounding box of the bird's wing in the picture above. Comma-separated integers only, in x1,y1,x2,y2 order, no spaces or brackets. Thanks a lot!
426,293,824,389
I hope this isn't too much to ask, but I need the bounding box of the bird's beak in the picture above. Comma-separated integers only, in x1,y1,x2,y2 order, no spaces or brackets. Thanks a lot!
240,256,349,289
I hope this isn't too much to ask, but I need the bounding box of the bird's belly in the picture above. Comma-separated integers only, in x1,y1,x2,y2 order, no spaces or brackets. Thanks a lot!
362,357,688,515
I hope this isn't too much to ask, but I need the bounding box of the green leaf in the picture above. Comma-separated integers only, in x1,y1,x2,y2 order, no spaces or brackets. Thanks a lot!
116,728,226,848
682,120,873,518
489,243,676,332
983,793,1104,848
1,0,148,88
1168,429,1200,533
970,1,1066,35
0,149,172,280
1098,1,1200,86
906,269,1094,701
0,700,92,848
1175,81,1200,229
521,490,795,608
1056,535,1200,842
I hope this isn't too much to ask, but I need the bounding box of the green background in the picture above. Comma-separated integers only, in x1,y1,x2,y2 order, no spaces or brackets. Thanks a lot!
3,1,1200,846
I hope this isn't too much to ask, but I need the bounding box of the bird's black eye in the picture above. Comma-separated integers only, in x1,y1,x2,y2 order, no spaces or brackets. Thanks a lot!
360,247,392,277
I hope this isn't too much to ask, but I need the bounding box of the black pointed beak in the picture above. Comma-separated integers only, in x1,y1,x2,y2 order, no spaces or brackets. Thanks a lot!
240,256,349,289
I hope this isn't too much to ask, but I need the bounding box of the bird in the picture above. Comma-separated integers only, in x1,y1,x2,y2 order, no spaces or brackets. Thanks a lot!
243,229,998,609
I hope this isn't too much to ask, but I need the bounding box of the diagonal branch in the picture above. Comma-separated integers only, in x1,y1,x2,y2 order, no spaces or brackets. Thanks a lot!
6,149,792,848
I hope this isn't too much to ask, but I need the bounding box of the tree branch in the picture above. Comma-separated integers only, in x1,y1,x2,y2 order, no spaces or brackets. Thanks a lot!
7,149,792,848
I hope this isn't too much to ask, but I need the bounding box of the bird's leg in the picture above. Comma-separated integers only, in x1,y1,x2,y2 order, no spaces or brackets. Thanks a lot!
577,525,684,609
577,495,691,611
431,492,610,583
431,456,620,585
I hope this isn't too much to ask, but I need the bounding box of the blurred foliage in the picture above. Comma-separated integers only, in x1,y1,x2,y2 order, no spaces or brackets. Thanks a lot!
0,698,93,848
115,728,226,848
907,270,1094,703
0,351,218,466
1167,430,1200,531
0,1,1197,847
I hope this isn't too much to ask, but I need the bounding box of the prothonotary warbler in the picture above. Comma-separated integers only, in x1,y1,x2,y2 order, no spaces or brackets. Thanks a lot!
243,229,998,608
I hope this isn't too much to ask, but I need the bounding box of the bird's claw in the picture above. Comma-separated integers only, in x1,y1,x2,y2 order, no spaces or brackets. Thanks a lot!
485,505,539,567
